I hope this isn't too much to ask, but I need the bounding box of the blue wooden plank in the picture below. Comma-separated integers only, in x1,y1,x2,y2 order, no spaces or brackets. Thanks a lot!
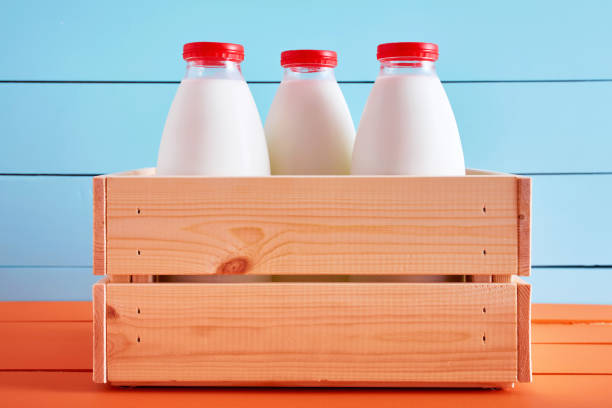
1,174,611,268
531,174,612,267
1,82,612,174
0,176,92,267
525,268,612,304
0,267,97,301
0,1,611,81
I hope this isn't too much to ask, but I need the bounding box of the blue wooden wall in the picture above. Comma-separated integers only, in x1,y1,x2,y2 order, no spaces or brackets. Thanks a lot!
1,0,611,303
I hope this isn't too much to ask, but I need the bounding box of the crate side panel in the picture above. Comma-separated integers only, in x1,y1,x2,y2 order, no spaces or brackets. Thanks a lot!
106,282,518,384
105,176,519,276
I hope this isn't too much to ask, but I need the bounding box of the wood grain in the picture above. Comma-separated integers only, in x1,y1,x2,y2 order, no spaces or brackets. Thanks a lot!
532,304,612,324
2,372,612,408
105,282,518,384
93,175,107,276
105,174,522,276
108,275,131,283
93,279,106,383
532,324,612,344
517,177,531,276
515,277,532,382
470,276,492,283
533,344,612,374
131,275,154,283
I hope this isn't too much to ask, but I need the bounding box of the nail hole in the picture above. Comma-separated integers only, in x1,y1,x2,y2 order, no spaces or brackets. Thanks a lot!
137,208,141,214
483,307,487,314
482,206,487,213
482,249,487,255
137,336,140,343
137,250,141,255
137,307,140,314
482,334,487,343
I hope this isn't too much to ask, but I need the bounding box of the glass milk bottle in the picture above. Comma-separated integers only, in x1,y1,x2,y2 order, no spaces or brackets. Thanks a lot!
351,42,465,176
265,50,355,175
157,42,270,176
157,42,270,283
350,42,465,284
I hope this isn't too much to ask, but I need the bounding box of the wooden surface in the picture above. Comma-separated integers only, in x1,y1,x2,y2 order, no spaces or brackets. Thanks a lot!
4,1,612,82
515,278,532,382
1,302,611,407
93,279,106,383
93,176,106,276
103,174,523,276
105,282,518,384
516,177,531,276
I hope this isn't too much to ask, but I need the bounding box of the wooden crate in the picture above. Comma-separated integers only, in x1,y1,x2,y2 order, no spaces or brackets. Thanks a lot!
92,168,532,387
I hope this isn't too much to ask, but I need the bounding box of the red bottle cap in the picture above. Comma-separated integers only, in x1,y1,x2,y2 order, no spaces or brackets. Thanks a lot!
377,42,439,61
182,42,244,62
281,50,338,68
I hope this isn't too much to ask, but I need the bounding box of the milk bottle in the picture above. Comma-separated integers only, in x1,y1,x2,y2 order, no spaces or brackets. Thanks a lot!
350,42,464,283
157,42,270,176
157,42,270,283
265,50,355,175
351,42,465,176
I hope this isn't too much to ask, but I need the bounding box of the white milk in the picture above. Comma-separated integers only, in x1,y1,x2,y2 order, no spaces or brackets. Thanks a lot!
157,78,270,176
265,69,354,175
265,55,355,175
352,74,465,176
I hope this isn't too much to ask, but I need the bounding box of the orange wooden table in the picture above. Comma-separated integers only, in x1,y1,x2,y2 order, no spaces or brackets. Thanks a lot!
1,302,611,407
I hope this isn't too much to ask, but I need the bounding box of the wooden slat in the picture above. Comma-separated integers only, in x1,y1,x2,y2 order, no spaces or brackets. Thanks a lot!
2,372,612,407
93,175,106,276
515,277,532,382
4,175,610,272
107,167,156,177
532,323,612,344
108,275,131,283
517,177,531,276
533,344,612,374
105,175,520,276
470,276,492,283
0,321,91,370
532,304,612,324
92,279,106,383
0,301,91,322
131,275,154,283
7,83,612,177
4,83,612,175
105,282,518,384
3,1,612,82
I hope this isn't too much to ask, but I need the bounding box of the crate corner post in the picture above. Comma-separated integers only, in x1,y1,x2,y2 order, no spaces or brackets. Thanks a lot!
93,278,108,384
93,175,107,276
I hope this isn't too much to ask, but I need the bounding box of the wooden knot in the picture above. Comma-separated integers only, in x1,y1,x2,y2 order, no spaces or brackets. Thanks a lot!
217,257,250,275
106,305,118,319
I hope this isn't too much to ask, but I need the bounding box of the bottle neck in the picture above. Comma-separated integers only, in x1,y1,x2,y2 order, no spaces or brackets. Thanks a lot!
379,60,437,77
282,66,336,81
184,60,244,80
